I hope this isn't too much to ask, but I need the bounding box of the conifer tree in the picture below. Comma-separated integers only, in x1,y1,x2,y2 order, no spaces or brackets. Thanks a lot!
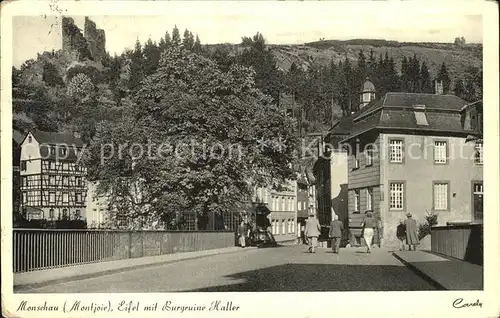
420,61,433,93
143,38,161,76
400,56,409,92
436,62,451,94
182,29,195,50
172,25,181,47
128,39,145,91
159,31,172,52
193,35,202,53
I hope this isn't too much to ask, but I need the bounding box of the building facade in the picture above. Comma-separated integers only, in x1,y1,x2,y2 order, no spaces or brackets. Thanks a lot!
19,131,88,221
341,93,483,248
264,180,298,238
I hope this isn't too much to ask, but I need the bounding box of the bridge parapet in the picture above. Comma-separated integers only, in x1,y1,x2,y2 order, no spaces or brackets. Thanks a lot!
13,229,235,273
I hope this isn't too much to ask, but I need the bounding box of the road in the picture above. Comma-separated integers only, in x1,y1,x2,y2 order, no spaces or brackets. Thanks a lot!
23,245,436,293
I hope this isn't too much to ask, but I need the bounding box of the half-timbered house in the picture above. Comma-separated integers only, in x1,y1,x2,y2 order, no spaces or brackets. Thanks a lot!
19,130,87,221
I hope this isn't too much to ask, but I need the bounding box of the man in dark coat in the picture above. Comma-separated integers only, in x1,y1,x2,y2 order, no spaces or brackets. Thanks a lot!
329,214,344,254
404,213,419,251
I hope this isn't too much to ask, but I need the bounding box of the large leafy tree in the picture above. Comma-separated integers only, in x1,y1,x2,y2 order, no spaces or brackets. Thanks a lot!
85,47,298,229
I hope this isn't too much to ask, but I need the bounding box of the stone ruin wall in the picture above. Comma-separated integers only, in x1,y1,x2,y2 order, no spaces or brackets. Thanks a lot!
62,16,106,63
84,17,106,63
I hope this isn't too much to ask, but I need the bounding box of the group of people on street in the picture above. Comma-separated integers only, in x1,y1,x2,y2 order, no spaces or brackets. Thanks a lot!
239,209,419,253
396,213,419,251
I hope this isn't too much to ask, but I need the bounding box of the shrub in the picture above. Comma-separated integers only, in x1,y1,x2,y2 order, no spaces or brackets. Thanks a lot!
418,210,438,240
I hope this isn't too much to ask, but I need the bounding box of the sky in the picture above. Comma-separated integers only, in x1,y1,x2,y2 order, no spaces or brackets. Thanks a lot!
11,2,483,67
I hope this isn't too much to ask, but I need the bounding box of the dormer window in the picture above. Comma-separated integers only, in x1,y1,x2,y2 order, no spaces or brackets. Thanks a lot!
50,146,55,155
413,104,429,126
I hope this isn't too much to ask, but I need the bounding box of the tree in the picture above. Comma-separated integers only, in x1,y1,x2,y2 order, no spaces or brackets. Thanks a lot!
128,39,145,91
436,62,451,94
400,56,409,92
193,35,202,53
453,78,466,99
143,38,161,76
408,54,421,92
172,25,181,47
238,32,281,103
420,61,433,93
182,29,195,50
85,46,298,229
159,31,172,52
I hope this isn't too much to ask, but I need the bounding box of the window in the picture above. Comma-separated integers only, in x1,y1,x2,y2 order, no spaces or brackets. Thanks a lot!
49,176,55,186
49,192,56,204
62,209,68,220
433,182,449,211
49,208,54,219
434,141,447,164
366,145,374,166
474,141,483,165
50,147,55,155
76,176,82,186
61,147,67,156
389,182,404,210
282,219,286,234
291,220,295,233
50,161,56,170
75,210,81,220
414,111,429,126
288,219,292,233
22,177,27,187
22,193,27,204
353,151,360,169
366,187,373,211
272,220,277,235
75,193,82,203
21,161,26,171
389,139,404,163
62,193,69,203
63,163,69,170
281,197,285,211
354,189,360,212
28,136,32,143
63,176,69,186
75,165,80,172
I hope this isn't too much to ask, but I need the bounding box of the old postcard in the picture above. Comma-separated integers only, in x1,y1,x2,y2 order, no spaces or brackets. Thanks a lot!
1,1,499,317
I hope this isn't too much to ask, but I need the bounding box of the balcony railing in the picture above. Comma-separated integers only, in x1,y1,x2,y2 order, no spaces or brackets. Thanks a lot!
13,229,235,273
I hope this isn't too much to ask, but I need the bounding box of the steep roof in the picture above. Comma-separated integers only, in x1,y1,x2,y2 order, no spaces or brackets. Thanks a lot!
342,93,477,141
360,78,376,92
30,130,84,147
381,92,468,111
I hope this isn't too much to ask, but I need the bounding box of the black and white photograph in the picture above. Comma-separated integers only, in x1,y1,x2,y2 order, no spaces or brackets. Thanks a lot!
1,1,499,317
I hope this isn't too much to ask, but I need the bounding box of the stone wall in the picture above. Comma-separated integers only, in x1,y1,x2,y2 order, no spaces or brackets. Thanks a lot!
84,17,106,62
62,16,105,62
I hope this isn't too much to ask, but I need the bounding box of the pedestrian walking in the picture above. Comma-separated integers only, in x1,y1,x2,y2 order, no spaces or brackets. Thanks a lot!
404,213,419,251
238,220,247,248
361,211,377,254
328,215,343,254
396,219,407,251
304,212,321,253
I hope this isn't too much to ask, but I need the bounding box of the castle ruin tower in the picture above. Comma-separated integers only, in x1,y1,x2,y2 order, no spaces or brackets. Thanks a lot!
359,77,376,110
